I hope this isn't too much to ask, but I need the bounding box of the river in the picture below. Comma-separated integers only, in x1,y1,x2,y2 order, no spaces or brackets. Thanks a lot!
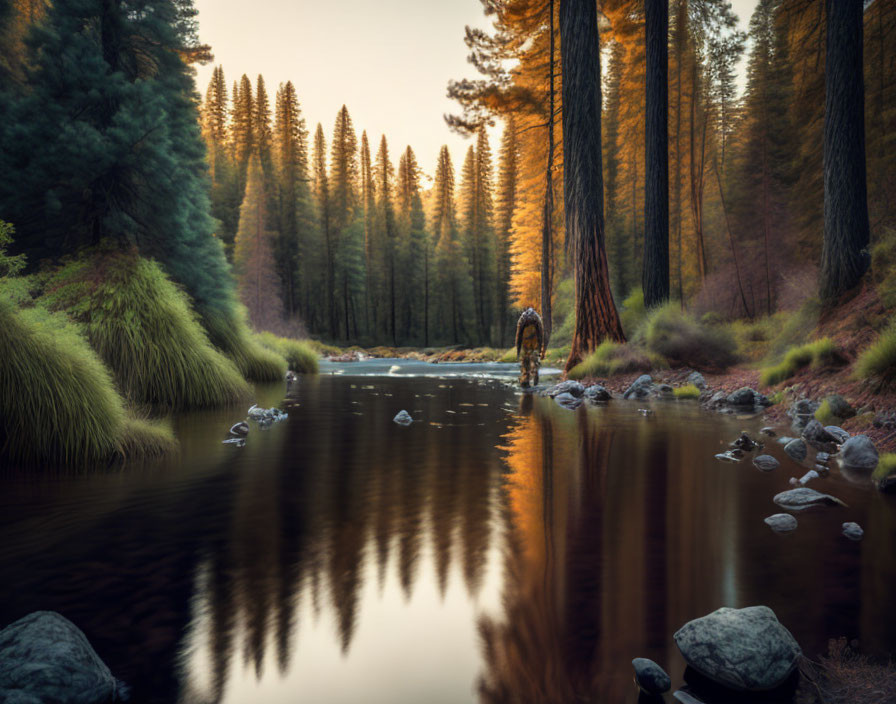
1,359,894,703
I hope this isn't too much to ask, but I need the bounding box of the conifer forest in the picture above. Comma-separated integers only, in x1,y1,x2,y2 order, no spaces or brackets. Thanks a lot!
1,1,896,703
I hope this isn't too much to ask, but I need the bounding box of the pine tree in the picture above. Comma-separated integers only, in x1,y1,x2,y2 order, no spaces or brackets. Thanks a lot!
397,146,428,342
375,135,398,344
255,74,274,177
360,130,377,333
643,0,670,308
330,106,360,338
603,41,631,299
232,74,255,177
560,0,625,371
495,116,521,345
234,154,283,331
202,66,241,249
820,0,870,302
312,123,335,336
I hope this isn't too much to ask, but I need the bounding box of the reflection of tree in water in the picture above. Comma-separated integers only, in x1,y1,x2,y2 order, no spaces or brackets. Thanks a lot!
479,398,612,703
197,380,502,696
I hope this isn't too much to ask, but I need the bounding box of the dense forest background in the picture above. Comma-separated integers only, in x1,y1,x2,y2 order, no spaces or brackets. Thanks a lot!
0,0,894,354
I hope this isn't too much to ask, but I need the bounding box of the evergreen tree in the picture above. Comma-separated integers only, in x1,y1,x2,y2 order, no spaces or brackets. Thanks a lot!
231,74,255,178
360,130,377,333
202,66,240,249
330,106,360,338
603,41,631,299
375,135,398,345
495,116,520,345
0,0,235,315
820,0,870,302
234,154,283,331
312,123,335,336
559,0,625,371
255,75,273,173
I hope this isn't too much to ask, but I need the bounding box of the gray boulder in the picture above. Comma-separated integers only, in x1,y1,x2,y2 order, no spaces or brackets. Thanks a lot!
546,380,585,398
632,658,671,696
788,399,820,430
842,522,864,541
623,374,654,400
802,420,838,452
726,387,758,407
764,514,798,532
393,410,414,426
777,436,797,445
584,384,611,402
688,371,707,390
773,487,846,511
784,438,807,461
655,383,675,398
0,611,125,704
753,455,780,472
824,394,855,419
673,606,801,691
825,426,850,444
840,435,879,469
553,392,583,410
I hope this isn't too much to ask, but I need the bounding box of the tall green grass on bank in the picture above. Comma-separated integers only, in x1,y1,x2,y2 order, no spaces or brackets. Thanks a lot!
854,321,896,387
255,332,319,374
202,307,288,382
568,341,666,380
0,298,176,464
760,338,839,387
40,252,251,409
637,303,738,370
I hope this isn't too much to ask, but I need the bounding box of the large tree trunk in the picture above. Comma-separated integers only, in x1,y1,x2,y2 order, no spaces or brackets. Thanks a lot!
560,0,625,373
541,0,555,351
820,0,870,303
642,0,670,308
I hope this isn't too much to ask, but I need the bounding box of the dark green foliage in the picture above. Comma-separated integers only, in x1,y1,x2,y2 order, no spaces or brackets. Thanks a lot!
567,341,666,380
637,303,738,370
854,321,896,387
40,251,252,408
760,338,838,386
255,332,319,374
201,306,288,382
0,0,237,317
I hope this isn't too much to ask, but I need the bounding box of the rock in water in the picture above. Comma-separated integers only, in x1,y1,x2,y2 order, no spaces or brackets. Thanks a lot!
726,387,758,407
229,421,249,437
824,426,849,444
773,487,846,511
842,522,864,541
0,611,124,704
714,451,742,463
632,658,671,696
753,455,780,472
840,435,879,469
553,392,583,410
760,427,777,437
765,514,798,532
797,470,820,486
546,380,585,398
584,384,611,402
623,374,654,400
687,371,707,390
673,606,801,691
802,420,838,451
784,438,807,461
824,394,855,419
393,410,413,426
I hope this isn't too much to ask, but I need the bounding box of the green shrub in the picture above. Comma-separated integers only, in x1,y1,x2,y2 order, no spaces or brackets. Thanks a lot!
620,290,647,339
499,347,518,363
673,384,701,400
814,399,836,425
766,299,822,360
760,338,839,387
872,453,896,482
637,303,738,370
306,339,343,357
854,322,896,386
568,341,666,380
41,252,251,409
201,306,287,382
768,390,785,405
256,332,319,374
119,415,178,459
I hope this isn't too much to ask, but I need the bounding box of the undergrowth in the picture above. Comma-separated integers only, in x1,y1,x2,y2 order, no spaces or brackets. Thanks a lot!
567,341,666,380
202,306,287,382
872,453,896,482
854,321,896,388
760,338,839,387
636,303,738,370
256,332,319,374
673,384,701,399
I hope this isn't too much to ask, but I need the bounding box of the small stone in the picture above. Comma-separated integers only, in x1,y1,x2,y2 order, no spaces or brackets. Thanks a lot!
393,410,414,425
639,408,653,416
222,437,246,447
229,421,249,437
824,394,855,420
727,387,758,407
777,436,797,445
546,380,585,398
753,455,780,472
732,432,760,451
765,514,798,532
840,435,879,469
824,426,850,444
802,419,838,451
584,384,611,402
760,427,777,437
784,438,807,461
715,451,741,463
688,371,707,390
816,452,831,463
632,658,671,696
773,487,846,511
624,374,654,400
842,522,863,541
798,470,820,485
554,392,583,410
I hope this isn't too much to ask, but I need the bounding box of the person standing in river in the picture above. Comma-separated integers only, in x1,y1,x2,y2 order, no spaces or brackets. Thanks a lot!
515,307,545,388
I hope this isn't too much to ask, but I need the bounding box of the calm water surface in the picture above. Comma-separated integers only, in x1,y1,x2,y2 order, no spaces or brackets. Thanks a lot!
1,359,895,703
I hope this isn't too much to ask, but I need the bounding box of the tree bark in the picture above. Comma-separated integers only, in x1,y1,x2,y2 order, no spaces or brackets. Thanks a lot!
541,0,555,351
642,0,670,308
820,0,870,303
560,0,625,373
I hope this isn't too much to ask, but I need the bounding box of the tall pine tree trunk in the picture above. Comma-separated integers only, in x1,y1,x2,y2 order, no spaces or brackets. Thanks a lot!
560,0,625,374
643,0,670,308
820,0,870,303
541,0,555,350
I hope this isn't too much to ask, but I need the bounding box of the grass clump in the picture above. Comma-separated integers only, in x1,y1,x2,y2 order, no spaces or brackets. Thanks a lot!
499,347,518,363
871,227,896,308
854,321,896,387
619,290,647,339
638,303,738,370
118,415,178,459
673,384,701,400
256,331,319,374
760,338,839,387
814,398,836,425
201,306,287,382
306,339,343,357
567,341,665,380
41,251,251,409
872,453,896,482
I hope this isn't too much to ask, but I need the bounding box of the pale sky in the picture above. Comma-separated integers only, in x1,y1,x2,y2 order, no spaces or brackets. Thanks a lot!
194,0,760,182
